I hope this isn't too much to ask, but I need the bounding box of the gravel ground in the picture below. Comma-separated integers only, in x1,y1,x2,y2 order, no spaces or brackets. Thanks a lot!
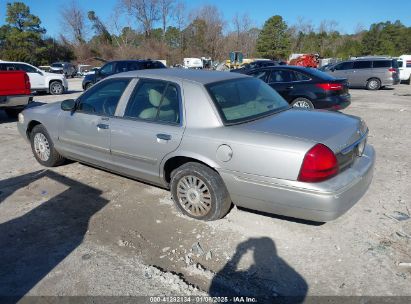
0,78,410,301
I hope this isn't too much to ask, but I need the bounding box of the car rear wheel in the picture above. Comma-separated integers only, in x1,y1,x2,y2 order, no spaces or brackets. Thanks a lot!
30,124,66,167
170,162,231,221
49,81,64,95
291,97,314,109
366,78,381,90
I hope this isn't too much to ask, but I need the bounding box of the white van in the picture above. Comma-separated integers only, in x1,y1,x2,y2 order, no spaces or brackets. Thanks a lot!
183,58,203,69
397,55,411,84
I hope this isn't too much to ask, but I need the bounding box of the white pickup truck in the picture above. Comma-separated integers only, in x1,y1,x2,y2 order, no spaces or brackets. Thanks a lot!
397,55,411,85
0,60,68,94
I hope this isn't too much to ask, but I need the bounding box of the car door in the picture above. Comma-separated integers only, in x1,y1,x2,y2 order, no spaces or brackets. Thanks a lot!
14,63,44,89
351,60,372,87
266,69,296,102
110,79,184,185
57,78,132,167
328,62,354,84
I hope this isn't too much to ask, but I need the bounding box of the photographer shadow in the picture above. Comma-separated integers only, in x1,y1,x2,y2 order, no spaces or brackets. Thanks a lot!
209,237,308,303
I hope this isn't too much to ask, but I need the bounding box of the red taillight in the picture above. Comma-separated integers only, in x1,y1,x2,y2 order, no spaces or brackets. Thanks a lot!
24,73,31,91
388,68,396,73
316,83,343,91
298,144,339,183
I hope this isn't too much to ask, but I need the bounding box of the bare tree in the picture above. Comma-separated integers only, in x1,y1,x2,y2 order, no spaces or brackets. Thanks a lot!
232,13,254,55
121,0,160,38
190,5,226,60
60,0,87,44
160,0,174,38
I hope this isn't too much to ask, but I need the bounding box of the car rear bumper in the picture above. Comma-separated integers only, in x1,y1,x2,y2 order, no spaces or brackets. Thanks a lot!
219,144,375,222
314,94,351,110
0,95,32,108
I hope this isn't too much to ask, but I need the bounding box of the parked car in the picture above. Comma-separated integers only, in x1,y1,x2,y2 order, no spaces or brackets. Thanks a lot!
82,60,166,90
231,60,284,73
397,55,411,84
17,69,374,222
325,58,400,90
50,62,77,78
0,60,68,95
0,70,32,116
235,66,351,110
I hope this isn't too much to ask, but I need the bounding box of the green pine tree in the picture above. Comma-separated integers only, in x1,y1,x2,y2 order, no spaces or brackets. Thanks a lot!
256,15,290,60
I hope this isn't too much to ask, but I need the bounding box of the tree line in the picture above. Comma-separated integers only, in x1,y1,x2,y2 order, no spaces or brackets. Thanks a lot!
1,1,411,67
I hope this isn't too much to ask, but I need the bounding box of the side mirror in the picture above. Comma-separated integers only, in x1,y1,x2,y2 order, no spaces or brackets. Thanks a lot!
61,99,76,111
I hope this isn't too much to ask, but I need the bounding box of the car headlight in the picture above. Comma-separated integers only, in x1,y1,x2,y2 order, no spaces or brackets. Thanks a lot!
18,112,24,124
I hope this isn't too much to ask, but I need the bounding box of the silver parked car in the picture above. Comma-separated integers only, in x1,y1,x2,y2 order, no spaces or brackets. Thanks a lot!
17,69,375,222
326,58,400,90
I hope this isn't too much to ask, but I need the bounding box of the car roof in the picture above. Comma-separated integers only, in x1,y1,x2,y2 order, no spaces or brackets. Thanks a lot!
109,59,157,63
246,66,313,72
112,68,249,85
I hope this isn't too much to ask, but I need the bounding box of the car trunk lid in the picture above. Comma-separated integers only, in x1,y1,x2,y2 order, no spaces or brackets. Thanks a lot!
235,109,366,155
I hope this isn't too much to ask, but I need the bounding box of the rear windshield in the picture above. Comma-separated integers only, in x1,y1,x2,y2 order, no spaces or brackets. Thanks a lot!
206,78,289,125
305,68,336,80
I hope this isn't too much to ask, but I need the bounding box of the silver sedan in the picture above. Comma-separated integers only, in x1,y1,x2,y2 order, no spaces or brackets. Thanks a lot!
17,69,375,222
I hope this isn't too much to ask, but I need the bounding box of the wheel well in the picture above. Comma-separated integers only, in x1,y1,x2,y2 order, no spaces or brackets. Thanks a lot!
49,79,62,86
26,120,41,139
163,156,216,184
367,77,380,82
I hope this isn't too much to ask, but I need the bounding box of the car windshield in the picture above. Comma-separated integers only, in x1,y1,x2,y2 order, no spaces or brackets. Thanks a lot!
206,78,289,125
305,68,336,80
52,63,63,67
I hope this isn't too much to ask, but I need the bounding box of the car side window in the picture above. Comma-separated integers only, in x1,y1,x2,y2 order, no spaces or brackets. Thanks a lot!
100,63,114,76
77,78,131,116
14,63,37,73
0,63,16,71
115,62,128,73
268,70,295,83
128,62,142,71
353,61,372,69
372,60,391,68
124,80,180,124
248,70,270,81
293,71,311,81
334,62,353,70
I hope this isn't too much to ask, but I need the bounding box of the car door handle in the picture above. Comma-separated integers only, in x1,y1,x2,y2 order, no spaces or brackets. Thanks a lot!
97,123,109,130
286,86,294,90
156,133,171,142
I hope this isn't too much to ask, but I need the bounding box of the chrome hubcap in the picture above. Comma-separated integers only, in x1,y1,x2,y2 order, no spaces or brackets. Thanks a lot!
176,175,212,217
369,80,378,89
51,83,63,94
34,133,50,161
293,100,311,108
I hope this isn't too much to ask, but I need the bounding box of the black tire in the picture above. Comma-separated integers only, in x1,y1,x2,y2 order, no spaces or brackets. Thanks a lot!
170,162,231,221
85,82,93,90
366,78,381,90
291,97,314,109
30,124,66,167
4,108,21,117
49,81,64,95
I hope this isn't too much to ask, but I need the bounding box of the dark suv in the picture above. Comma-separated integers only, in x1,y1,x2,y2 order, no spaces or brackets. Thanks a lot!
325,58,400,90
82,60,166,90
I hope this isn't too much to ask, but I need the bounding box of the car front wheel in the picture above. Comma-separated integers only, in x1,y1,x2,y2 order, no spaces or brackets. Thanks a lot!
30,124,66,167
49,81,64,95
170,162,231,221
